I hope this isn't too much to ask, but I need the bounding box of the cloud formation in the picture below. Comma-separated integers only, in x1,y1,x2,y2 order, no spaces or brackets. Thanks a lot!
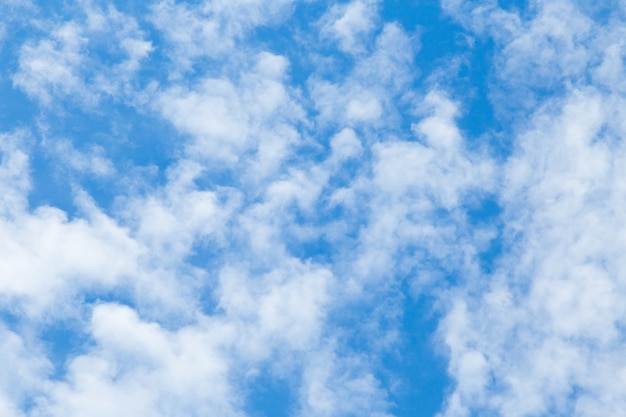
436,1,626,416
2,0,626,416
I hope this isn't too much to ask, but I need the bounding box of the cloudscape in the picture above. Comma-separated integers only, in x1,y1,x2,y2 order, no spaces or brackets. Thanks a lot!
1,0,625,416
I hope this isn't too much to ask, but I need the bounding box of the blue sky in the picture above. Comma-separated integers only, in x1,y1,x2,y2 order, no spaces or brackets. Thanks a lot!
1,0,626,416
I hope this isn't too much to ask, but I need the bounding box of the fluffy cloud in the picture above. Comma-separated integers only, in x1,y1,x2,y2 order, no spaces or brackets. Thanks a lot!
4,0,626,416
34,303,240,417
436,2,626,416
309,22,415,127
13,2,151,106
0,325,50,417
150,0,295,74
319,0,380,54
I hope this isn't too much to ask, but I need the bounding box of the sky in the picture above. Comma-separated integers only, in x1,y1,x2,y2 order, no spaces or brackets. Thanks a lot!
1,0,626,416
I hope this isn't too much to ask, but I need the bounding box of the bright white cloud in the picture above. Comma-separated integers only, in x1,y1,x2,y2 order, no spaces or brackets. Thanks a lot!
156,51,300,174
35,303,241,417
151,0,294,74
436,2,626,416
0,325,50,417
13,2,151,106
4,0,626,416
298,347,394,417
310,22,415,127
13,22,87,105
346,91,494,289
320,0,380,54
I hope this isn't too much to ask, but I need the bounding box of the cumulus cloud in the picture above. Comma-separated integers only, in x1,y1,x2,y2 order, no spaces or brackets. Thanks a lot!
298,347,393,417
310,21,416,128
319,0,380,54
439,89,626,417
435,2,626,417
0,325,50,417
13,2,152,106
13,22,87,105
150,0,295,74
155,51,300,172
346,91,494,289
4,0,626,416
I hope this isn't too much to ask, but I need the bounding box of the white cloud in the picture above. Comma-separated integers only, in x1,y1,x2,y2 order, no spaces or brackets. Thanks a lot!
1,3,480,417
44,139,115,177
329,128,363,163
13,22,87,105
0,325,50,417
216,261,332,360
0,202,142,318
12,1,618,416
34,303,242,417
151,0,294,74
156,51,301,175
320,0,379,54
435,2,626,415
0,133,142,319
4,2,429,416
440,0,521,43
297,348,394,417
310,22,416,128
345,91,494,287
498,1,592,88
13,3,152,106
122,160,236,262
0,131,32,217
